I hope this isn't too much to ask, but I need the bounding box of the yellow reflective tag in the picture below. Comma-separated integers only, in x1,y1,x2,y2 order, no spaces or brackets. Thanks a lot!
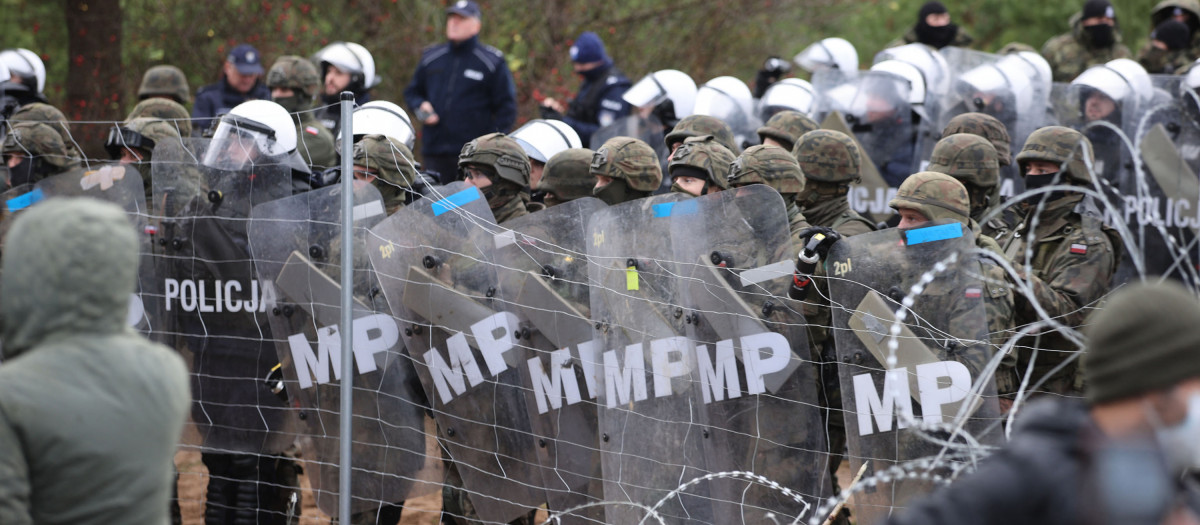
626,266,639,291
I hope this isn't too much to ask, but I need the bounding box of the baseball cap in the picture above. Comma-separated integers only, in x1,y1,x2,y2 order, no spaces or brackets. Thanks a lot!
227,43,264,76
446,0,481,19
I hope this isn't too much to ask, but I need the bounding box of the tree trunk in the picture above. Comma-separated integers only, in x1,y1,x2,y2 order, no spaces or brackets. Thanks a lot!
64,0,122,160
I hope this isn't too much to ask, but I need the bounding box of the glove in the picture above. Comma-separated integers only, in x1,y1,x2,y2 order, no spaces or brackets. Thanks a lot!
796,226,841,260
539,104,564,121
753,55,792,98
789,227,841,300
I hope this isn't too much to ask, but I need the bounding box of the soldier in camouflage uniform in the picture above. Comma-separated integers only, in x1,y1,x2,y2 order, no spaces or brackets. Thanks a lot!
266,56,338,171
2,121,80,188
927,133,1002,223
137,65,192,106
459,132,536,224
1137,19,1195,73
350,134,417,215
664,114,739,155
941,112,1013,168
104,117,182,200
126,97,193,137
538,147,594,207
756,110,819,153
589,136,662,205
792,130,876,236
667,134,735,197
728,144,811,247
8,102,81,164
1041,0,1133,82
885,1,973,49
986,126,1120,396
1144,0,1200,63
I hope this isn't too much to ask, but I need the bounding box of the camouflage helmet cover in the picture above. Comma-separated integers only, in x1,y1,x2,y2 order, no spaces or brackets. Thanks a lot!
941,112,1012,166
126,98,193,137
888,171,971,225
668,135,736,190
2,121,74,169
589,136,663,192
266,55,321,98
1014,125,1095,184
137,65,192,104
9,102,73,151
928,133,1000,189
756,110,819,151
117,117,182,157
354,134,418,190
539,148,596,203
793,129,862,184
664,114,738,153
458,132,532,187
727,144,805,196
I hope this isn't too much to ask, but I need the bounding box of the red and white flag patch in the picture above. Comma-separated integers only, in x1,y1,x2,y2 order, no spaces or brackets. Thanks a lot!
1069,243,1088,255
305,126,319,136
964,286,982,299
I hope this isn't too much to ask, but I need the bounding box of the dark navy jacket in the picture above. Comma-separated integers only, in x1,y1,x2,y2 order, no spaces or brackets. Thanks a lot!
563,62,631,146
403,36,517,156
190,77,270,136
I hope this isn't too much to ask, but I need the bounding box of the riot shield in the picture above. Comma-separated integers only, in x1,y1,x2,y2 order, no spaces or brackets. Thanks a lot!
152,137,297,454
694,80,761,150
367,182,545,523
819,110,896,223
673,185,830,523
826,222,1003,525
248,183,440,516
839,71,918,188
491,197,609,524
590,114,672,184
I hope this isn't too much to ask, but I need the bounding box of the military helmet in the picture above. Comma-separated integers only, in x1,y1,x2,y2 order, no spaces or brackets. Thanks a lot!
756,110,819,152
266,55,321,99
941,112,1012,166
997,42,1038,55
126,98,193,137
664,115,738,153
589,136,662,192
137,65,192,104
793,129,862,184
458,132,531,187
353,134,418,191
668,135,736,190
105,118,180,160
888,171,971,225
9,103,74,153
727,144,805,197
1015,126,1095,184
928,133,1000,189
539,148,596,204
3,121,74,169
1152,0,1200,29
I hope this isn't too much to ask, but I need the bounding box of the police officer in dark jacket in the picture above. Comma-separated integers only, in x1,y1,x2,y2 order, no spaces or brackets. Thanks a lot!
539,31,631,147
403,0,518,184
191,43,270,136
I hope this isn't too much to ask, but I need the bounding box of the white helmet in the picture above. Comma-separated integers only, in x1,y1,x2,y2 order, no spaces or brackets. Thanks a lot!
0,48,46,93
1188,60,1200,89
341,100,416,149
510,119,582,164
314,42,380,90
623,69,697,118
760,78,818,118
202,100,298,171
957,53,1048,117
694,76,755,122
870,60,927,105
874,43,950,99
1071,58,1153,109
794,38,858,74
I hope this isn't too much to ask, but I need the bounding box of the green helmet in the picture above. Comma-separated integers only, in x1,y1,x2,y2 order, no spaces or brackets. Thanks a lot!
668,135,736,191
756,110,819,152
1152,0,1200,27
126,98,193,137
793,129,862,184
137,65,192,104
458,132,531,187
727,144,805,197
1015,126,1095,184
266,55,321,99
590,136,662,192
539,148,595,206
928,134,1000,189
3,121,75,172
353,134,418,210
941,113,1012,166
888,171,971,226
9,103,75,155
664,115,738,154
106,117,180,160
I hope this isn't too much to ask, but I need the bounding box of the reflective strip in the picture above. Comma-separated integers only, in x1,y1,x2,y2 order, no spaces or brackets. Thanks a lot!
739,259,794,287
431,187,481,216
352,200,385,222
904,222,963,245
7,188,44,212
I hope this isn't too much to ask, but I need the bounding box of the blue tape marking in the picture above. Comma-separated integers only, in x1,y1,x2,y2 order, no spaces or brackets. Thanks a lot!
651,199,699,218
431,187,481,216
905,222,964,245
652,202,675,217
7,188,44,212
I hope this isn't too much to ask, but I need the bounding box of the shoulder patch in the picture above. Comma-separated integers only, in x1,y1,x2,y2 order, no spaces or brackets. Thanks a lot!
305,126,320,136
483,44,504,58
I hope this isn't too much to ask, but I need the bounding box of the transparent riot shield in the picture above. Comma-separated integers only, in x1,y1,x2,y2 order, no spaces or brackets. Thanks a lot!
590,114,672,182
248,183,440,516
366,182,545,523
826,222,1003,525
818,110,897,223
694,80,761,150
672,185,831,523
587,192,713,524
491,197,609,524
152,137,297,454
839,71,918,188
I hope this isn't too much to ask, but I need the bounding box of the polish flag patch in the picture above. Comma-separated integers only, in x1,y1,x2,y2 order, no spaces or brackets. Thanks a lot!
305,126,319,136
964,286,982,299
1069,243,1088,255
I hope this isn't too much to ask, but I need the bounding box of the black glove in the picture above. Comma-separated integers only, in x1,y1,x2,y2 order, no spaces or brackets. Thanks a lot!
539,104,564,121
753,55,792,98
796,226,842,259
789,227,841,300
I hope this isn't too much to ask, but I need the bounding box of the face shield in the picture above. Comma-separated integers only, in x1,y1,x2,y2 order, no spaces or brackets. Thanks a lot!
760,79,817,120
510,119,581,163
345,103,416,149
201,114,277,171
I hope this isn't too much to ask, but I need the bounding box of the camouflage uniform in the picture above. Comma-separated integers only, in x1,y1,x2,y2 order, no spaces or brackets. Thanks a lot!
927,133,1002,223
352,134,418,215
8,103,81,163
111,117,183,200
589,136,662,205
664,114,739,154
756,110,819,153
266,56,338,171
138,64,192,105
538,147,595,207
728,144,812,248
459,132,533,225
986,126,1120,396
126,98,194,137
1148,0,1200,61
2,121,80,186
1041,12,1133,82
667,134,736,197
941,113,1013,167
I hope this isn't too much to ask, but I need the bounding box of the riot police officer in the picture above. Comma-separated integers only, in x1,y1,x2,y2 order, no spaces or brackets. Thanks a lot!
540,31,631,146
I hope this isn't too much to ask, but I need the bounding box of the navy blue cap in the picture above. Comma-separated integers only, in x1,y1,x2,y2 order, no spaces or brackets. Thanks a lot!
446,0,481,19
227,43,264,76
570,31,608,64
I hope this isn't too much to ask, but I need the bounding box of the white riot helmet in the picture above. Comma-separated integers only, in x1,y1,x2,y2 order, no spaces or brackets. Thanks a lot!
694,76,755,123
341,100,416,149
623,69,698,119
510,119,582,164
1071,58,1154,111
760,78,818,119
957,53,1048,118
0,48,46,93
794,38,858,74
314,42,380,91
874,43,950,100
870,60,927,106
202,100,298,171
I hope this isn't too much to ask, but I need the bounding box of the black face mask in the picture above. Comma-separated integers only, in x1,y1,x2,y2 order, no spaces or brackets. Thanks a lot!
1085,24,1116,48
916,22,958,48
1023,172,1069,202
6,156,35,187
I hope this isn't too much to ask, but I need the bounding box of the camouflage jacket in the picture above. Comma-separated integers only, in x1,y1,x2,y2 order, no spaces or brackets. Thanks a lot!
491,193,531,225
1137,43,1195,74
802,195,876,237
1041,15,1133,82
886,26,974,49
294,111,338,172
